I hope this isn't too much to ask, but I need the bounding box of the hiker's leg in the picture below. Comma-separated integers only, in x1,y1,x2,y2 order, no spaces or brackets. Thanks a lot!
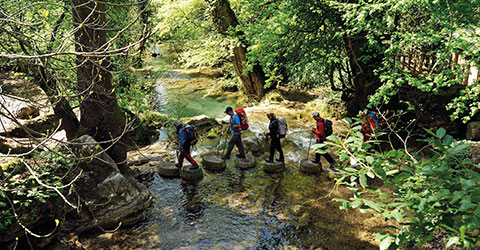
224,136,235,158
274,138,284,160
178,150,185,166
236,134,246,157
183,144,198,166
314,140,321,162
322,152,335,164
269,138,276,160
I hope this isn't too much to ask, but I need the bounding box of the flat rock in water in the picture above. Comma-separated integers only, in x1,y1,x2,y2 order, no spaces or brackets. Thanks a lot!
299,159,322,174
234,154,256,169
202,154,226,171
180,165,204,181
157,162,180,177
263,161,285,173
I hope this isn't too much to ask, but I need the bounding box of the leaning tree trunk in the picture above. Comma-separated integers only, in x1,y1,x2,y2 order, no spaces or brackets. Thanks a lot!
343,35,382,116
72,0,131,175
208,0,266,99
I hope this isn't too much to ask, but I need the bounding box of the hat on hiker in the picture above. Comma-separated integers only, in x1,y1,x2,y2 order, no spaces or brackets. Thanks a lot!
311,112,320,117
224,106,233,113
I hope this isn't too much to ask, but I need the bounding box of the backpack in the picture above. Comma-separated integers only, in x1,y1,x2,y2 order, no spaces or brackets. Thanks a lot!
235,108,249,130
183,125,199,145
277,116,288,138
322,119,333,137
367,113,378,131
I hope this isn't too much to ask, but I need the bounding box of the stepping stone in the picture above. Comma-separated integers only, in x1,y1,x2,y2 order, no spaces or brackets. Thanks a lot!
263,160,286,173
202,153,226,171
180,165,204,181
157,162,180,177
234,154,256,169
299,159,322,174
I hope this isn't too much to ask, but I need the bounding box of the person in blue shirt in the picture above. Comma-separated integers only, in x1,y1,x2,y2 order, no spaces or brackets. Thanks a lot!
174,121,199,169
221,107,246,160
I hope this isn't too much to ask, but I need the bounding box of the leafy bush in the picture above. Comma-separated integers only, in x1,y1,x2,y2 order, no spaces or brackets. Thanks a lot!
326,119,480,249
0,150,76,231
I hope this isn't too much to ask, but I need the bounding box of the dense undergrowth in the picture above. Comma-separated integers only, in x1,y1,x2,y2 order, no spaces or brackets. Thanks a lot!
325,119,480,249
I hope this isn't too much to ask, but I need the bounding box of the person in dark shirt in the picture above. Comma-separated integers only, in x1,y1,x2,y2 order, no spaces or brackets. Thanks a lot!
264,113,284,162
174,120,199,169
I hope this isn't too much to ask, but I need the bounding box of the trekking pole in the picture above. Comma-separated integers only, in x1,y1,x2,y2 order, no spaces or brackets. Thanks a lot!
216,126,224,156
306,132,313,160
222,124,228,157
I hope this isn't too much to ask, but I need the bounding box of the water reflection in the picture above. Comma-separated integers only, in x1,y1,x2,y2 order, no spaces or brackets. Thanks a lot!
181,180,203,222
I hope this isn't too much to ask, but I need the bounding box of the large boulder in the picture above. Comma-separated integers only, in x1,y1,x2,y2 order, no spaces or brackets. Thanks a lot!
64,135,152,234
469,141,480,164
466,121,480,141
181,115,220,134
243,136,268,156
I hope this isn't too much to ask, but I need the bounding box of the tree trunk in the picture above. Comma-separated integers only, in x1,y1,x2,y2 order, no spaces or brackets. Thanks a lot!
343,35,382,116
16,62,80,140
72,0,131,175
208,0,266,99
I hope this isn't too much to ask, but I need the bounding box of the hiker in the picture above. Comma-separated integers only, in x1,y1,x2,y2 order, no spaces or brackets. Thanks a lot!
263,113,284,162
174,120,199,169
221,106,246,160
311,112,336,170
361,112,378,142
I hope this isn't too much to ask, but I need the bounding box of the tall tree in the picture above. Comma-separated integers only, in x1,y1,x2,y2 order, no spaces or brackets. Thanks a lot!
207,0,267,99
72,0,130,174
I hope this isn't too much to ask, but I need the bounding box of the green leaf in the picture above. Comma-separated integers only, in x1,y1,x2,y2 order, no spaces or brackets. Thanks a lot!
391,210,403,222
436,128,446,139
359,173,367,188
380,236,393,250
445,236,459,248
364,199,382,212
367,171,375,179
460,179,476,190
366,156,374,164
351,200,363,208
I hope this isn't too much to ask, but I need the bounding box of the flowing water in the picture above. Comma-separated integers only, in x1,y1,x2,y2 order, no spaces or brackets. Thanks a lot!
81,56,381,249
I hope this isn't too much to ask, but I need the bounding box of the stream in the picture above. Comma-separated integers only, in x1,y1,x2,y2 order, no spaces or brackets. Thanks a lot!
79,57,380,250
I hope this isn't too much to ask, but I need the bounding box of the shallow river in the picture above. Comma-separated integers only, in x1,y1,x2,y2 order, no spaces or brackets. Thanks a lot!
80,57,379,250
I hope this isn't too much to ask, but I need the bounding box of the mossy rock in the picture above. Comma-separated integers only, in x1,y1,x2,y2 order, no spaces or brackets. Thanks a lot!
299,159,322,175
234,154,256,169
180,165,203,181
157,162,180,177
263,161,286,173
202,154,226,171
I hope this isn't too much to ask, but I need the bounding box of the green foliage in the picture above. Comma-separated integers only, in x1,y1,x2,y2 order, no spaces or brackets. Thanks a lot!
327,120,480,248
337,0,480,120
0,150,76,231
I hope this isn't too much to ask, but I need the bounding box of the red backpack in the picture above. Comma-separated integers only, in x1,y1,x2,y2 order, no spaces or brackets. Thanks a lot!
235,108,249,130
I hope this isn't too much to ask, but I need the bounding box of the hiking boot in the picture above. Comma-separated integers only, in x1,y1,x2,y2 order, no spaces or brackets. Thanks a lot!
329,161,336,169
221,155,230,160
327,167,337,178
191,164,199,169
265,158,273,163
236,153,246,158
311,160,320,164
175,163,182,168
276,158,284,162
